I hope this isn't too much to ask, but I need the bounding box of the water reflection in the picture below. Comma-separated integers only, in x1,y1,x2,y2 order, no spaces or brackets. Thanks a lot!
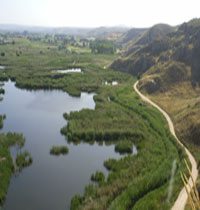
52,68,82,74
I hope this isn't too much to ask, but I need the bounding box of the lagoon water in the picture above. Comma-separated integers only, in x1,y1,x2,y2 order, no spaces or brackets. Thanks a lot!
0,81,122,210
0,65,5,69
52,68,82,73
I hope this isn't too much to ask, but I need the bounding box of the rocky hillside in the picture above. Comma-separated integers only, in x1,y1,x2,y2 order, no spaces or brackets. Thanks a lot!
123,24,175,56
120,28,147,44
111,24,176,72
135,24,175,45
111,18,200,148
111,19,200,91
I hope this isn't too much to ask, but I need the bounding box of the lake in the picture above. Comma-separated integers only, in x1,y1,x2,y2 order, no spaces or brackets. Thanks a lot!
0,81,122,210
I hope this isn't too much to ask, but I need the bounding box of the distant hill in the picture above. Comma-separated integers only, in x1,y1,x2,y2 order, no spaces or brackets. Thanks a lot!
86,26,130,40
0,24,130,38
110,23,176,75
135,24,175,45
139,19,200,91
0,24,92,36
120,27,147,44
122,24,176,56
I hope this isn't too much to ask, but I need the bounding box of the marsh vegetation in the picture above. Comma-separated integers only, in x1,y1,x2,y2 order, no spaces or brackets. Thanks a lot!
0,133,26,205
50,146,69,155
16,151,33,170
67,79,188,210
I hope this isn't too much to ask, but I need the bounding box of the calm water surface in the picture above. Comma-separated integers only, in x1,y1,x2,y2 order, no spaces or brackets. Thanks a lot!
0,65,5,69
52,68,82,73
0,81,122,210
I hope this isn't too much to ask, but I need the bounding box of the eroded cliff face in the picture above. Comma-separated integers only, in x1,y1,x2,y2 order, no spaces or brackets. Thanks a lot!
111,18,200,89
111,18,200,147
139,62,190,94
110,54,155,76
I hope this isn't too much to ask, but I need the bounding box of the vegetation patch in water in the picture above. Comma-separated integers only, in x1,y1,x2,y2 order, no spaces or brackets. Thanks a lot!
50,146,69,155
63,112,70,120
91,170,105,185
0,88,5,94
0,114,6,129
115,140,133,154
0,132,26,205
16,150,33,170
0,73,9,81
70,194,84,210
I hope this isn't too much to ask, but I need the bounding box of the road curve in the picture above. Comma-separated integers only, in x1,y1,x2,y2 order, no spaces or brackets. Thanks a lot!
134,81,198,210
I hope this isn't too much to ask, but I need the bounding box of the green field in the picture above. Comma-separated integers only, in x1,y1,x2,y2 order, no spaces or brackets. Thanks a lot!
0,34,188,209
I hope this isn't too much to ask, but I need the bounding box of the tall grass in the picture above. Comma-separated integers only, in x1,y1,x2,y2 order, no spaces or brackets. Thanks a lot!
50,145,69,155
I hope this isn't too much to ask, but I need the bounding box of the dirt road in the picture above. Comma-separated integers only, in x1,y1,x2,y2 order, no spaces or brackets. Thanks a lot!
134,80,198,210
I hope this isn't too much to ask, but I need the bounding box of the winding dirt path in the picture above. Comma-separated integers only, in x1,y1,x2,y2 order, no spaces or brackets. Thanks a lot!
134,81,198,210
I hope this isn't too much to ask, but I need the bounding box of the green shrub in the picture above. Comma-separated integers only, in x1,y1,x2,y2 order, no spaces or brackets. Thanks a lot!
16,150,33,170
60,126,68,135
70,194,83,210
63,113,70,120
115,140,133,154
91,171,105,184
50,146,69,155
84,183,97,197
0,89,5,94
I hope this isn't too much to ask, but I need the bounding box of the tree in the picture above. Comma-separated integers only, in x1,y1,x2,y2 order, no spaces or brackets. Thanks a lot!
89,40,116,54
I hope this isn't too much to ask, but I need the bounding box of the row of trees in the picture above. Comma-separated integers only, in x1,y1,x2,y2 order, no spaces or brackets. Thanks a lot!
89,40,116,54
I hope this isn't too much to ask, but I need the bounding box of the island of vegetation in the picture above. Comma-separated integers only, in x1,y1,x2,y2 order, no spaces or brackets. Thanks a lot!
16,150,33,170
0,88,5,94
50,145,69,155
0,132,28,205
114,139,133,154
